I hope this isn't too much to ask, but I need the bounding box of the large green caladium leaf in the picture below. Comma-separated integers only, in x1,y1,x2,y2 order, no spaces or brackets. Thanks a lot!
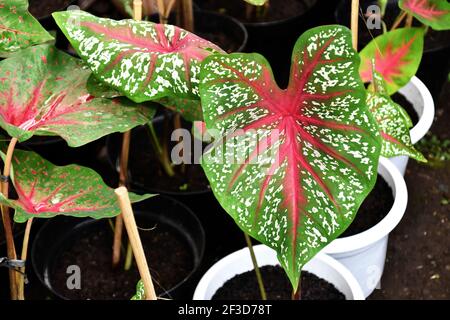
0,0,53,57
399,0,450,30
52,10,224,121
0,44,155,147
0,148,154,223
359,28,424,95
199,25,381,289
87,74,203,121
368,70,426,161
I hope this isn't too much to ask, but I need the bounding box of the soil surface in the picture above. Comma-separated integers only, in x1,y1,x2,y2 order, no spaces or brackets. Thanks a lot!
369,82,450,300
340,174,394,238
29,0,73,19
197,0,317,24
51,219,194,300
213,265,345,300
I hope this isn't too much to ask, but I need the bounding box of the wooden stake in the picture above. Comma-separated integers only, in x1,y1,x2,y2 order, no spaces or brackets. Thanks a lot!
1,137,18,299
133,0,143,21
112,0,142,268
115,187,157,300
17,218,33,300
351,0,359,50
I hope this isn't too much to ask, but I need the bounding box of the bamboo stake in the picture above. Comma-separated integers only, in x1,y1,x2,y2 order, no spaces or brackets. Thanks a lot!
391,11,407,31
112,0,143,268
1,137,18,299
351,0,359,50
115,187,157,300
17,218,33,300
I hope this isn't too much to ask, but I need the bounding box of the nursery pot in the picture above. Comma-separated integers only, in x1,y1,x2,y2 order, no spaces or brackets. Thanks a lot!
193,244,365,300
389,76,435,175
323,157,408,298
335,0,450,98
28,0,77,50
195,0,321,87
31,195,205,300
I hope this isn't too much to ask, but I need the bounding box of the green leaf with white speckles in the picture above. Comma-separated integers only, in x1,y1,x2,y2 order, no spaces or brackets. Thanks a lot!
131,280,145,300
368,70,426,162
199,25,381,290
0,0,54,57
0,44,155,147
52,10,224,121
0,148,154,223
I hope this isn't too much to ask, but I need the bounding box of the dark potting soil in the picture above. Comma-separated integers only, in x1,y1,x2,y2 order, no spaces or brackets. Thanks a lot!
392,92,419,126
340,174,394,238
212,265,345,300
29,0,73,19
198,0,316,24
51,220,194,300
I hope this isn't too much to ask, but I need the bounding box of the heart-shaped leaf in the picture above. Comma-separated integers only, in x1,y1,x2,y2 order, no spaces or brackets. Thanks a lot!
87,74,203,121
0,44,155,147
199,25,381,289
359,28,424,95
0,148,154,223
0,0,53,57
399,0,450,30
52,10,224,121
368,70,426,161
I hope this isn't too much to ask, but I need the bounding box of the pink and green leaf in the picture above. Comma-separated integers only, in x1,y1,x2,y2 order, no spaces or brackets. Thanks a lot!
399,0,450,30
0,0,53,57
0,44,155,147
0,148,154,223
368,70,426,161
87,74,202,121
199,25,381,289
359,27,425,95
52,10,224,121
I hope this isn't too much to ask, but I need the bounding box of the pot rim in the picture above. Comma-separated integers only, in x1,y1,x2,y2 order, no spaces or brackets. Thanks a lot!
31,195,206,300
193,244,365,300
401,76,435,144
323,157,407,254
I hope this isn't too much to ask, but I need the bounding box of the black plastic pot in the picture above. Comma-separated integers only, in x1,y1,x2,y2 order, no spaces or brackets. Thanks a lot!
150,9,248,53
195,0,325,87
335,0,450,99
105,113,211,196
28,0,77,50
31,195,205,300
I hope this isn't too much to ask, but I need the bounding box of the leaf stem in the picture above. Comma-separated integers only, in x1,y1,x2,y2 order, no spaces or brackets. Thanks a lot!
405,13,413,28
124,240,134,271
244,233,267,300
1,137,18,300
391,11,407,31
17,218,33,300
147,120,175,177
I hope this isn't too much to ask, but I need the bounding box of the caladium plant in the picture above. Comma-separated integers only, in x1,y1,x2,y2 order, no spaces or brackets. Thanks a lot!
0,0,53,57
367,68,426,161
399,0,450,30
52,10,225,121
0,148,153,223
199,25,381,289
359,27,425,95
0,44,155,147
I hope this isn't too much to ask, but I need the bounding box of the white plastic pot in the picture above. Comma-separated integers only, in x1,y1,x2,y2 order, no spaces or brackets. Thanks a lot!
193,244,365,300
323,157,407,297
388,76,434,175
